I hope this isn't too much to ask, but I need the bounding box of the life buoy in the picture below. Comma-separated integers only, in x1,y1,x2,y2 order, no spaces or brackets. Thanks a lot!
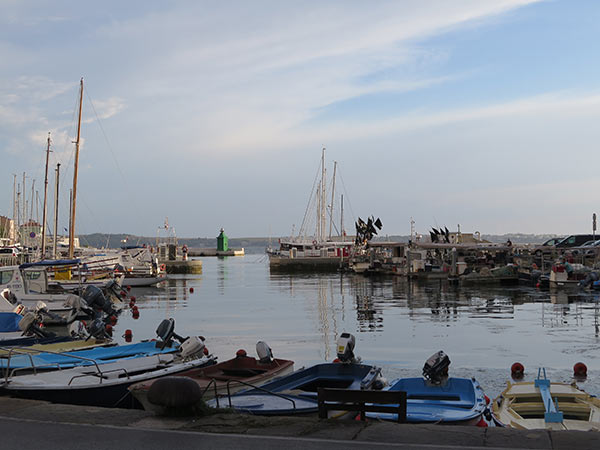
312,240,317,246
160,264,166,272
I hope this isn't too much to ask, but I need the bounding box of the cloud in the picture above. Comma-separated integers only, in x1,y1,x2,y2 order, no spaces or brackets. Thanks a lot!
83,96,126,123
81,1,542,156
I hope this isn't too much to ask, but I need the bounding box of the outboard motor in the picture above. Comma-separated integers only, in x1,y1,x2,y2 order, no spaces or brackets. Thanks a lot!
1,288,18,305
69,320,89,339
87,319,111,340
256,341,273,364
336,332,359,364
579,271,599,288
179,336,206,360
155,318,187,349
423,350,451,385
18,312,52,338
82,285,115,316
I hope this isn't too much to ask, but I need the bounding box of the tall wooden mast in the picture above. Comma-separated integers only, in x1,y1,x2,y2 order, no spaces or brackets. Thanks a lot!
41,132,52,257
53,163,60,259
69,78,83,259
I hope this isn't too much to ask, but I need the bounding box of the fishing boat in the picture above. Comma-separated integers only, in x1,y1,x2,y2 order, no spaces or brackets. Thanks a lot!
207,333,383,416
129,341,293,412
493,368,600,430
0,318,216,408
1,350,216,408
0,260,123,325
0,318,191,375
207,362,382,415
366,351,488,424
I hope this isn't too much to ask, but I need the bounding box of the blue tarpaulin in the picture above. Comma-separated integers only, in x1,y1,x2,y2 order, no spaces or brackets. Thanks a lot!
0,341,178,370
0,312,22,333
19,259,81,269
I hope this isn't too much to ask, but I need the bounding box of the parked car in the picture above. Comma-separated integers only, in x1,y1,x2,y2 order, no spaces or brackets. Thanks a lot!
532,237,564,256
0,246,21,257
556,235,599,248
571,239,600,256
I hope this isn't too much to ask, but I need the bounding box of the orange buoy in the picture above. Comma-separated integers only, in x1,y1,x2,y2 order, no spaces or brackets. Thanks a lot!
511,362,524,379
123,329,133,342
189,287,194,293
574,362,587,378
130,296,136,302
105,324,113,336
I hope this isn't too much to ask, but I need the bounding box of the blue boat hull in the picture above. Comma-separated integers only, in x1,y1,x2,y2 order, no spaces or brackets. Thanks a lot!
367,377,487,423
209,362,379,415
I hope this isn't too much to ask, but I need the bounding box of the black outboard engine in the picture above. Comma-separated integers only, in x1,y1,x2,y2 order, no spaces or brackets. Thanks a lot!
86,319,111,340
82,285,115,316
336,332,359,364
155,318,187,349
423,350,450,385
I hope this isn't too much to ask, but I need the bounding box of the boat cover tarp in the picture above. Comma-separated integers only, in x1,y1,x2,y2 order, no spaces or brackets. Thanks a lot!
0,312,22,333
19,259,81,269
0,341,177,370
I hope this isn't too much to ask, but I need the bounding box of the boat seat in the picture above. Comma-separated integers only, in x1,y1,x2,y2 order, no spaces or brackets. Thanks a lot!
221,368,267,377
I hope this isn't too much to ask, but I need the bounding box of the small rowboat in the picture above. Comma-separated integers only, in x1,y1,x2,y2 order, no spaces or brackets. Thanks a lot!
366,376,488,424
0,352,216,408
493,368,600,430
207,362,383,416
128,348,294,412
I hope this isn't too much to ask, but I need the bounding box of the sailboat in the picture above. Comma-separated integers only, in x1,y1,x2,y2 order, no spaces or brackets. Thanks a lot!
268,148,353,271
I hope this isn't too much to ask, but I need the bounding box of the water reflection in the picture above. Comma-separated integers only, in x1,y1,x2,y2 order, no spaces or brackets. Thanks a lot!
118,257,600,390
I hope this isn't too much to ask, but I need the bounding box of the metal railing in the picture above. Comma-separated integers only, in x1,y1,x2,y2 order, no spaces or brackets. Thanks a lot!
222,379,297,410
1,346,104,383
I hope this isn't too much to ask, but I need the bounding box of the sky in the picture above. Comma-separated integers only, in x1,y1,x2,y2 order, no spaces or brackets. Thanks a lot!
1,0,600,239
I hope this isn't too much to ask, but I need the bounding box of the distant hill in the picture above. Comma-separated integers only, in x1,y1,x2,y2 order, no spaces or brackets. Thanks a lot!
77,232,562,250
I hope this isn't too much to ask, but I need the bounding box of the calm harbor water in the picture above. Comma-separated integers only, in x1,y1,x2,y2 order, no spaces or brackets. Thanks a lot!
117,255,600,397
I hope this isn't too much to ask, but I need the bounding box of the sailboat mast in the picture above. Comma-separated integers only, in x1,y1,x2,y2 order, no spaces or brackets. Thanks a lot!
12,174,16,243
69,78,83,259
320,147,326,242
340,194,344,242
29,179,35,224
41,132,51,257
329,161,337,238
53,163,60,259
22,172,26,227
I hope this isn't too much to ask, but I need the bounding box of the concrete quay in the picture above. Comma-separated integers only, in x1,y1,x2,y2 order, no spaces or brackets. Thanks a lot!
0,396,599,449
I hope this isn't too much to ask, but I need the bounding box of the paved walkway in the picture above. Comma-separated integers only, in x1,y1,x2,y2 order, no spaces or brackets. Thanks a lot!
0,396,598,449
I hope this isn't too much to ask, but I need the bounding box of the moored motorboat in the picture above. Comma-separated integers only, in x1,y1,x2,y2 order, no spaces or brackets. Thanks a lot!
0,318,216,408
207,333,383,416
129,341,294,412
365,351,488,425
0,350,215,408
0,318,191,375
493,368,600,430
